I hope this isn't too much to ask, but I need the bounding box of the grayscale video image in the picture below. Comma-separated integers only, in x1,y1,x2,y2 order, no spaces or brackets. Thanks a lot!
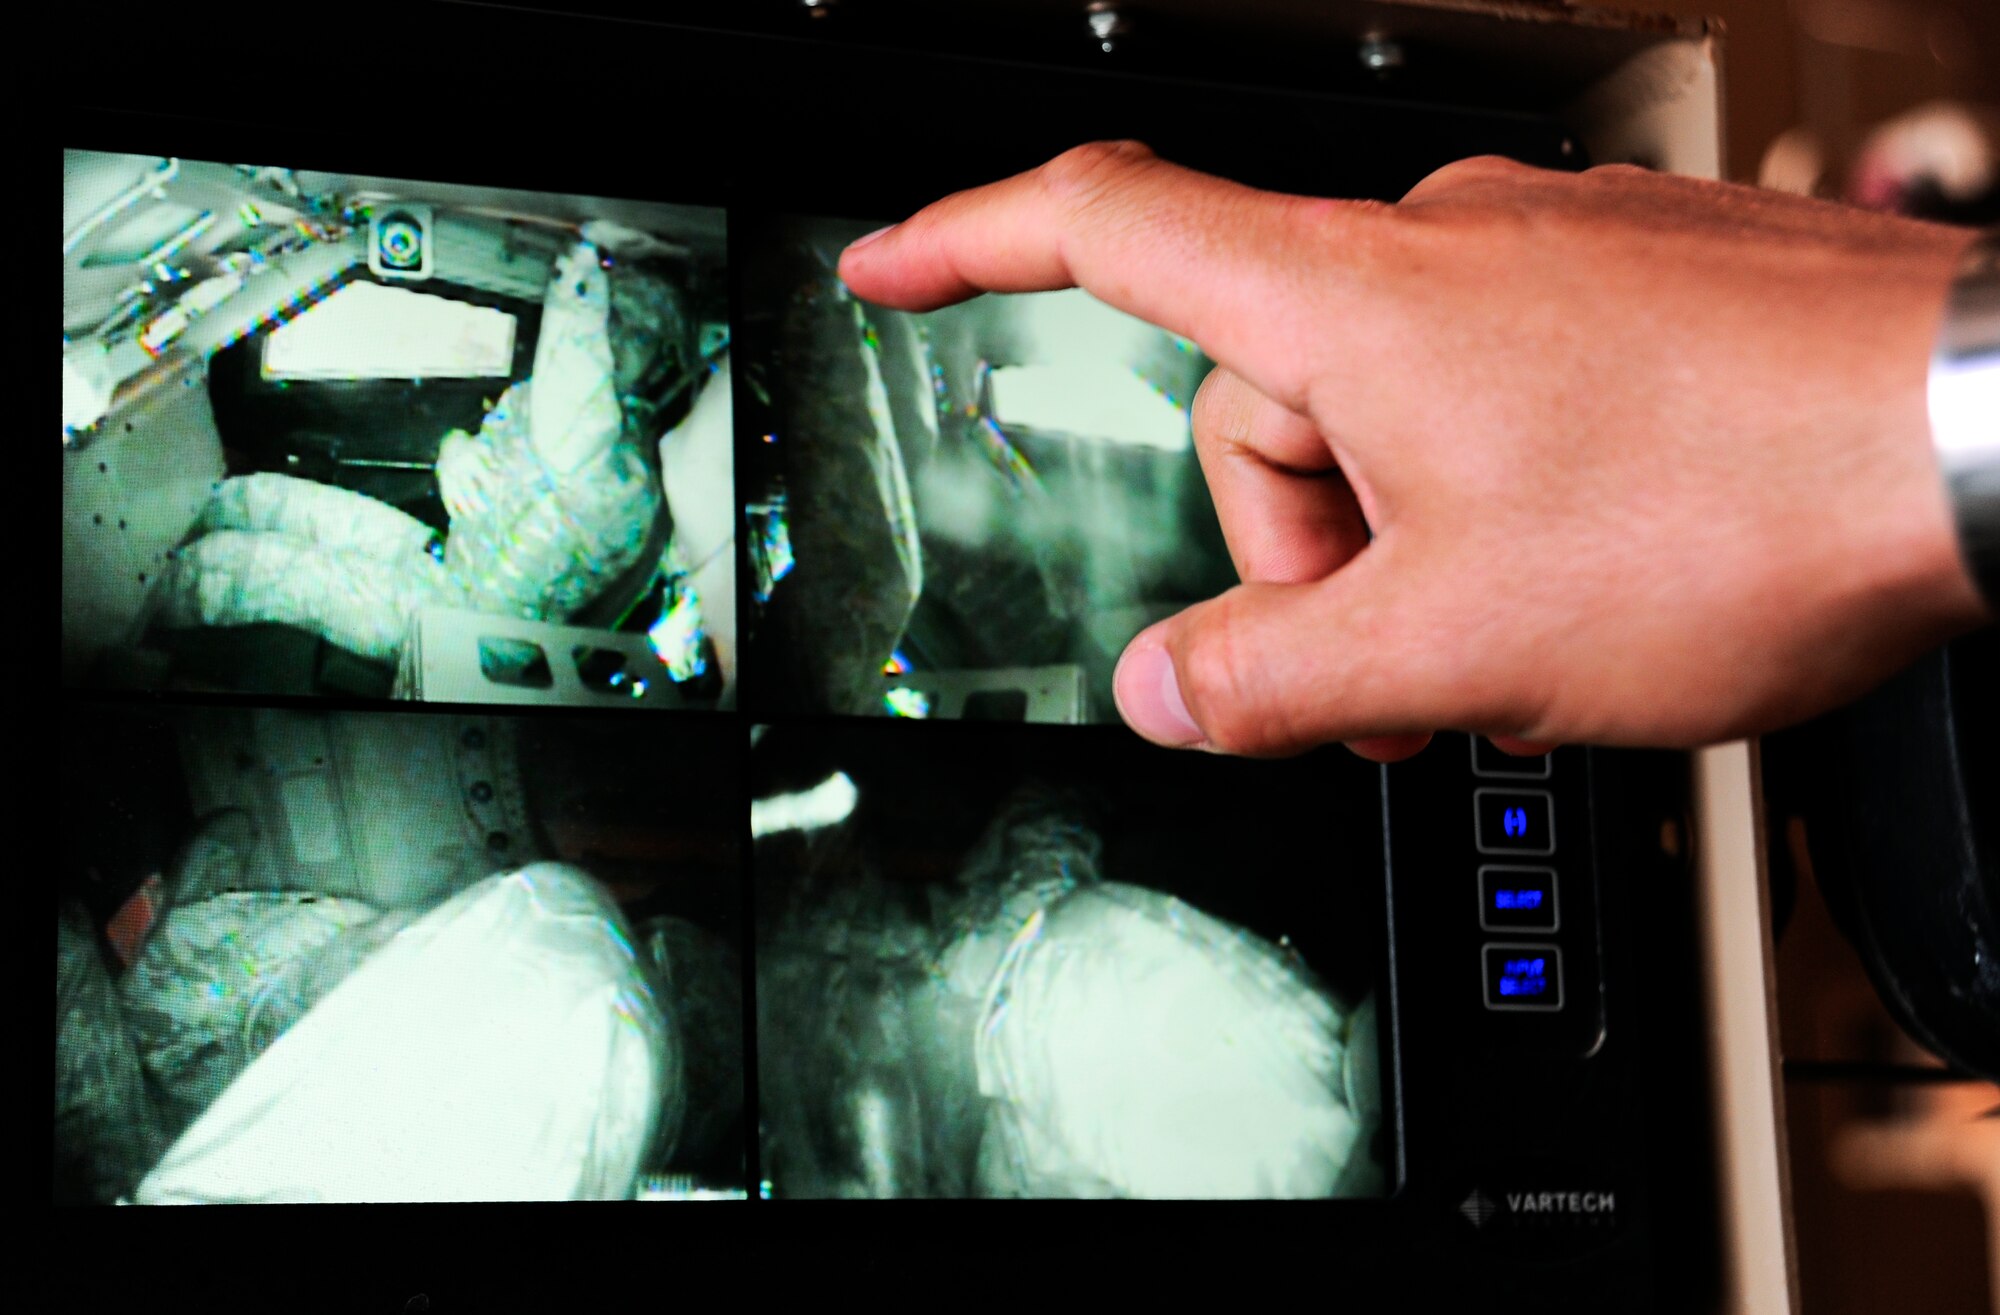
63,150,734,709
736,213,1235,724
751,720,1391,1198
55,707,746,1203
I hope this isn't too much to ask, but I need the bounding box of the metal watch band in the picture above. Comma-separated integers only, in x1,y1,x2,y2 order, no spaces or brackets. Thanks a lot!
1931,228,2000,611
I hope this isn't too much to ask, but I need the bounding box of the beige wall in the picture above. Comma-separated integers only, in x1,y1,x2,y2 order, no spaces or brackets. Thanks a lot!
1589,0,2000,181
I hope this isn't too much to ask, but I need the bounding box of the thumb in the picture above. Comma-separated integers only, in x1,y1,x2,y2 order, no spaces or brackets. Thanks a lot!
1111,557,1476,757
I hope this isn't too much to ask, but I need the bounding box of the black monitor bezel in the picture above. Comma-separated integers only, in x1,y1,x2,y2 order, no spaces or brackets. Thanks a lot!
54,2,1719,1306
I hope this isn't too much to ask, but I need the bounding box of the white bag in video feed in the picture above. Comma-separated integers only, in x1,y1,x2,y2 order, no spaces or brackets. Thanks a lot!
158,473,452,662
130,865,673,1203
954,882,1364,1199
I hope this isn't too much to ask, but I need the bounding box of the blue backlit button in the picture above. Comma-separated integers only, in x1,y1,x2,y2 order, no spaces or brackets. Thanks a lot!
1479,865,1560,933
1471,736,1552,780
1484,943,1564,1011
1474,788,1555,856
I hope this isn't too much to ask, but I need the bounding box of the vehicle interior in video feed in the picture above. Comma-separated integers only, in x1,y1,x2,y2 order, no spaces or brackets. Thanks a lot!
750,720,1391,1198
55,707,746,1203
62,151,735,709
737,214,1237,724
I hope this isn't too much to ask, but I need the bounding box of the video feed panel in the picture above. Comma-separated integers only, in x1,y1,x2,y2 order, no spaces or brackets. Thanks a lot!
56,705,747,1204
736,212,1234,726
62,150,734,711
750,718,1392,1199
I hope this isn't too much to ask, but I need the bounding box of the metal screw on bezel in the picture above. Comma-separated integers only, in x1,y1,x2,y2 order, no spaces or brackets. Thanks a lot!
1087,3,1131,53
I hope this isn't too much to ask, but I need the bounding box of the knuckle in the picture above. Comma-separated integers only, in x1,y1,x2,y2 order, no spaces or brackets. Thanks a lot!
1175,597,1267,754
1038,140,1157,208
1404,153,1525,201
1448,153,1527,179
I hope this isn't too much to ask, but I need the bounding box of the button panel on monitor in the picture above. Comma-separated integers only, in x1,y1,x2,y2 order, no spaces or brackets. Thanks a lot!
1474,788,1555,856
1430,736,1596,1047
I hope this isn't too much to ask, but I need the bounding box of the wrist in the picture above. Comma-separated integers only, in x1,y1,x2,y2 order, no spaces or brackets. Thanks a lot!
1929,227,2000,621
1821,226,1991,641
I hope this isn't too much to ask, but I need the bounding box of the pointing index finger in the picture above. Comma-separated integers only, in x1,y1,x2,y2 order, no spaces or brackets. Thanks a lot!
835,141,1383,414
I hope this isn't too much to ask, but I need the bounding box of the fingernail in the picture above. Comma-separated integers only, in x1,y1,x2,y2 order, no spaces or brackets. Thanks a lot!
845,225,895,254
1114,639,1204,747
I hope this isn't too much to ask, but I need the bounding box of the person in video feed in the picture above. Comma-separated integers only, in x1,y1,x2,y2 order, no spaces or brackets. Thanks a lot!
158,237,718,678
758,786,1383,1199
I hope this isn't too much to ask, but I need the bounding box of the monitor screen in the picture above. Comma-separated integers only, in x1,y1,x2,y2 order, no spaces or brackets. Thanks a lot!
61,28,1535,1210
58,173,1398,1204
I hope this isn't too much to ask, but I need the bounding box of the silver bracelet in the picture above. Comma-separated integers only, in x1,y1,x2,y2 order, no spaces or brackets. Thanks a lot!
1931,228,2000,611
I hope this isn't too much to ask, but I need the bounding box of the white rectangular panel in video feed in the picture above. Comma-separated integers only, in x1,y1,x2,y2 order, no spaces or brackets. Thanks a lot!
262,282,518,380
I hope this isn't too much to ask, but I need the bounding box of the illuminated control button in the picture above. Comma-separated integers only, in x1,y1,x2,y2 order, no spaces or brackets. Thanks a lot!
1484,943,1564,1011
1480,865,1559,932
1475,789,1554,855
1472,737,1551,779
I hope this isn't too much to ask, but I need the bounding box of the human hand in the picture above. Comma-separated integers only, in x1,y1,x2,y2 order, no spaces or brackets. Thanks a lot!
838,144,1990,759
